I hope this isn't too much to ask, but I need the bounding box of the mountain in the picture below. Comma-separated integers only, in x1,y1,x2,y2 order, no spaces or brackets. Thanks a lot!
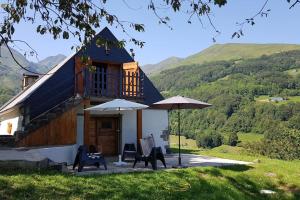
141,56,182,75
144,43,300,75
150,49,300,141
37,54,66,72
0,46,66,105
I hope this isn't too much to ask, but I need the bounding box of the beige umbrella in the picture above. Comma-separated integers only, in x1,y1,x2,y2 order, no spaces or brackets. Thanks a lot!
85,99,148,163
152,95,212,166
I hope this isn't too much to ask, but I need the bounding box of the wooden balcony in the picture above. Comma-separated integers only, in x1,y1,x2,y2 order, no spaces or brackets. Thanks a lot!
75,64,144,100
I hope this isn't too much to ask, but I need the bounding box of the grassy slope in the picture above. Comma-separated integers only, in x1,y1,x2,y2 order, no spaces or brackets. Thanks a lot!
147,43,300,75
0,134,299,200
0,150,299,200
170,133,263,149
142,56,183,75
180,43,300,67
285,68,300,76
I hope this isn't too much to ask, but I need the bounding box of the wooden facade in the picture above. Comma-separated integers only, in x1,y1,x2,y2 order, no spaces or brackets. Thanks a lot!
75,59,144,100
137,110,142,144
122,62,143,97
17,107,77,147
83,99,91,146
83,109,121,155
3,28,164,149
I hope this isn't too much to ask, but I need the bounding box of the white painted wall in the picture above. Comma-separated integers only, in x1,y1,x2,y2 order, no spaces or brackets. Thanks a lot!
0,109,22,135
76,115,84,146
84,109,169,155
0,145,78,165
31,145,78,164
142,109,169,153
121,111,137,152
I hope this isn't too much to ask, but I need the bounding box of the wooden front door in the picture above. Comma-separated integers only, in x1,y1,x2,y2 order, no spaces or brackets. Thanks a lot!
96,117,118,156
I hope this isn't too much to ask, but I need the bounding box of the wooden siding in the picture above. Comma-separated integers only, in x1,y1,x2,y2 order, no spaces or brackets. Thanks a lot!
84,116,119,155
87,117,97,146
17,107,77,147
123,62,138,71
122,62,142,97
75,57,84,96
137,110,142,145
75,56,93,97
107,64,121,97
83,99,91,145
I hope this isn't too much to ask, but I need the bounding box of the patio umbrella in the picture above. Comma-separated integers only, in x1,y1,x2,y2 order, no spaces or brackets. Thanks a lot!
85,98,148,112
151,95,212,166
85,99,148,165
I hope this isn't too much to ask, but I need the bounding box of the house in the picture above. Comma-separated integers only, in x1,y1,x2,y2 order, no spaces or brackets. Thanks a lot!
269,97,284,102
0,28,169,164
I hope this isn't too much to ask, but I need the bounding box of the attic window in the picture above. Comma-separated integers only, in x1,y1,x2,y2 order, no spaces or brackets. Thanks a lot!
105,41,110,55
96,38,111,55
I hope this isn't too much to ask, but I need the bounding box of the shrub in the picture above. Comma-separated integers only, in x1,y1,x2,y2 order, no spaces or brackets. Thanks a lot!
228,132,239,146
263,128,300,160
247,128,300,160
196,131,223,148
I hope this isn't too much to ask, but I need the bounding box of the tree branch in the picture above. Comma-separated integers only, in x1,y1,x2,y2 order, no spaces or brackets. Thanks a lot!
0,33,50,75
289,0,300,9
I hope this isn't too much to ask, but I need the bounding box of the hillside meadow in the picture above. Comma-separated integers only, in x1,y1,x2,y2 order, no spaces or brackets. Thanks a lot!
0,142,299,200
143,43,300,75
152,50,300,155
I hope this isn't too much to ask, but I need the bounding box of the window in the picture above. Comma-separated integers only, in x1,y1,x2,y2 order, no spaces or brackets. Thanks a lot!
93,63,108,95
102,121,112,129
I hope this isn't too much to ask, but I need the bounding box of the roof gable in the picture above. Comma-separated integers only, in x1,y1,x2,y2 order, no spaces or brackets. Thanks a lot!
0,28,161,113
78,27,134,64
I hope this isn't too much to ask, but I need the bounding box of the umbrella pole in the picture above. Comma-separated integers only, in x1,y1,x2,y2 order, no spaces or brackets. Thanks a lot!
118,107,121,155
178,107,181,166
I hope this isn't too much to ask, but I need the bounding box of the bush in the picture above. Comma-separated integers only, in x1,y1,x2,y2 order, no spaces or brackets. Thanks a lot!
263,129,300,160
247,128,300,160
196,131,223,148
228,132,238,146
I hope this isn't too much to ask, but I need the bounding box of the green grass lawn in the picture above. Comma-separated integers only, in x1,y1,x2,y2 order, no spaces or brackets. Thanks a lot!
237,133,264,145
169,135,198,149
0,146,299,200
0,134,299,200
170,133,263,148
285,68,300,77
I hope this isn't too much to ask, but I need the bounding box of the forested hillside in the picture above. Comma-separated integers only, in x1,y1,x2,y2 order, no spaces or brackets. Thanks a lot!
151,50,300,142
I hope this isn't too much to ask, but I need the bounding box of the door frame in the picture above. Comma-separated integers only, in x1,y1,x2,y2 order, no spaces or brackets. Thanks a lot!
90,114,122,155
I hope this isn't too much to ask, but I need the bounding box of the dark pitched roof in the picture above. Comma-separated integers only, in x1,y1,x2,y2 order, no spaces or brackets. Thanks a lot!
78,27,134,64
0,27,162,113
143,74,164,105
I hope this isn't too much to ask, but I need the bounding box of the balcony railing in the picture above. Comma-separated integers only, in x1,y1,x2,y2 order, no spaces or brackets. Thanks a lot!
76,67,144,99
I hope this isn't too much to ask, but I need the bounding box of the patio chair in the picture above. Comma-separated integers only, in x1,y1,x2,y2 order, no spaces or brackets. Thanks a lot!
73,145,107,172
122,143,137,161
133,134,167,170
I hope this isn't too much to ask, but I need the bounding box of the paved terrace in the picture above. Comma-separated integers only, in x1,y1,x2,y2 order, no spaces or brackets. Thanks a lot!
71,154,252,176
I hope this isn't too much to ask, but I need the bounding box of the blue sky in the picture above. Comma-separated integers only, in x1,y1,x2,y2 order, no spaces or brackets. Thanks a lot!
8,0,300,65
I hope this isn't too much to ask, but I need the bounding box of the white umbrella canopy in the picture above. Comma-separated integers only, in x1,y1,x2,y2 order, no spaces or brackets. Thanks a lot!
84,99,148,158
85,99,148,111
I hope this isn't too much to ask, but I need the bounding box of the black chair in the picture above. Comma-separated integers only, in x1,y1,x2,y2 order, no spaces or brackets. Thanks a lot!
73,145,107,172
133,135,167,170
122,143,137,161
